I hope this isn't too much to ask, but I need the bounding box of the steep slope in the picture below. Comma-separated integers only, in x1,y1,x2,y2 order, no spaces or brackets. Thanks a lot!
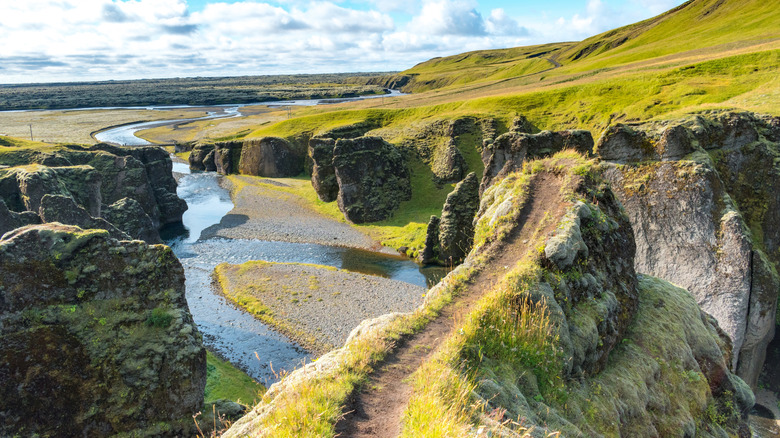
558,0,780,69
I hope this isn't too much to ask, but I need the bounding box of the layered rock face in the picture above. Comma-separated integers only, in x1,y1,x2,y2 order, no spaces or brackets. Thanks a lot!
480,129,594,194
0,144,186,242
332,136,412,223
0,224,206,437
598,112,780,387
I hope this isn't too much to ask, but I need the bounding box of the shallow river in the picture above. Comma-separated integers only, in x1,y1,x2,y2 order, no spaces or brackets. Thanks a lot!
161,165,441,384
97,99,442,385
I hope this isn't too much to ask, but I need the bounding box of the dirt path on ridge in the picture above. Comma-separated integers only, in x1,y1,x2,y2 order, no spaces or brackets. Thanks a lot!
334,173,568,438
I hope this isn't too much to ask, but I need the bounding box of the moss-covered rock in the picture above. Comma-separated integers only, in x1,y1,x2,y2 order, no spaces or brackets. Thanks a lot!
0,144,186,242
0,223,206,437
239,137,304,177
332,136,411,223
308,137,339,202
598,111,780,388
38,194,129,241
102,197,161,244
480,129,594,194
438,171,480,264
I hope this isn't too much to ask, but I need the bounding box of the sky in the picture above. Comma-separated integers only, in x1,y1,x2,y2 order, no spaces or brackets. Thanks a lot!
0,0,686,84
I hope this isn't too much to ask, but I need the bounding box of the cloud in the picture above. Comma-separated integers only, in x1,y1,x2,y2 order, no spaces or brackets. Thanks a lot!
485,8,528,36
409,0,486,36
0,0,688,84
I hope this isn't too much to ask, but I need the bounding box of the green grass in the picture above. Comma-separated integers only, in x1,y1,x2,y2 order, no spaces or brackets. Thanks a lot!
204,351,265,405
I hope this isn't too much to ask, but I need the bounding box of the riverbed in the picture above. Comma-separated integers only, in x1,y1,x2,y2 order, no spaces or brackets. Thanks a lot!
97,98,440,386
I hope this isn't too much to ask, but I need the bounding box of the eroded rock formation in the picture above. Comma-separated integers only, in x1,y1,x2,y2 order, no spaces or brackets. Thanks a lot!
480,129,594,193
0,224,206,437
598,111,780,388
332,136,411,223
0,144,186,242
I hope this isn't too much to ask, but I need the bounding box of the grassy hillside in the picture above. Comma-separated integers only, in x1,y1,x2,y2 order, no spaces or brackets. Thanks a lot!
238,0,780,251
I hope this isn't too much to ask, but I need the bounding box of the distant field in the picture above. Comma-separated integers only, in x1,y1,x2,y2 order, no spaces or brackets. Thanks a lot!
0,108,212,144
0,73,391,111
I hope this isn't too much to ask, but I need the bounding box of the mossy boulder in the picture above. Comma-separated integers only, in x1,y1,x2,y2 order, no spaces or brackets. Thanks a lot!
480,129,594,194
0,224,206,437
239,137,304,178
332,136,411,223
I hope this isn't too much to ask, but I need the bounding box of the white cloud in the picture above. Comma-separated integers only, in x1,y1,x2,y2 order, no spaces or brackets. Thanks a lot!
409,0,486,36
485,8,528,36
0,0,688,83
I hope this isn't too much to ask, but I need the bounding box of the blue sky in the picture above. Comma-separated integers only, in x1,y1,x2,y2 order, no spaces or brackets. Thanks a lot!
0,0,685,84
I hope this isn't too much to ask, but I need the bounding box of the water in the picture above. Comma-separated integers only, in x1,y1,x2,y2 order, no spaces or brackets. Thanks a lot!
163,164,445,385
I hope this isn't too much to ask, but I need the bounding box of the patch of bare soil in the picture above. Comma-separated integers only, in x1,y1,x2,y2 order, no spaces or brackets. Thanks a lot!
335,172,569,438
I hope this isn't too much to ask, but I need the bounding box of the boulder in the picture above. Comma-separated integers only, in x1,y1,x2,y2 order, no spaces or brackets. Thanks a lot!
239,137,304,177
309,137,339,202
0,224,206,436
438,172,480,264
102,197,162,244
480,130,594,194
38,194,130,241
332,136,411,223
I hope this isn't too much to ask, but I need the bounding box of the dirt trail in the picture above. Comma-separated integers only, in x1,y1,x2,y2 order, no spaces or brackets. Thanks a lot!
335,173,567,438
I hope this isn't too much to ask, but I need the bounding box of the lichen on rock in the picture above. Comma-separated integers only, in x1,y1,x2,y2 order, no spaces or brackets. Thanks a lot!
0,223,206,437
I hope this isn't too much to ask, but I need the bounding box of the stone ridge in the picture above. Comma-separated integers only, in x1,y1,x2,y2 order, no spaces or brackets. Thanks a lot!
0,224,206,437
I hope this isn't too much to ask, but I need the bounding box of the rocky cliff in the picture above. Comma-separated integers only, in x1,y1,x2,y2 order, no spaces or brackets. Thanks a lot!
0,224,206,437
188,137,305,178
0,143,186,243
332,136,412,223
597,111,779,388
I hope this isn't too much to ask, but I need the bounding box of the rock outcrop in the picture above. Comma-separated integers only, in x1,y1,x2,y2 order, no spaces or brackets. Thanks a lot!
38,194,129,241
598,111,780,388
419,172,480,265
0,144,186,243
0,224,206,437
308,137,339,202
103,197,162,244
239,137,304,177
480,129,594,193
189,143,215,171
332,136,411,223
418,215,440,265
439,172,480,264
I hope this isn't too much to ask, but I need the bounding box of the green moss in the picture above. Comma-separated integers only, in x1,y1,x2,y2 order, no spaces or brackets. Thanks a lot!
204,351,265,405
145,307,173,328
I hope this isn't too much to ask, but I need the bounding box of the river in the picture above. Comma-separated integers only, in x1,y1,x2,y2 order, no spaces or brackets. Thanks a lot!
98,94,442,386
